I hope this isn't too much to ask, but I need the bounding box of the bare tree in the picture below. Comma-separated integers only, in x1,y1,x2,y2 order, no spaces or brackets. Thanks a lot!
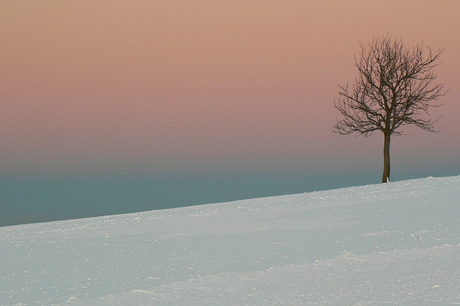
333,35,447,183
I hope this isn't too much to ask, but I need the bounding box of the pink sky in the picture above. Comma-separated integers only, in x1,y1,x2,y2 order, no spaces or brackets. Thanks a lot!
1,1,459,176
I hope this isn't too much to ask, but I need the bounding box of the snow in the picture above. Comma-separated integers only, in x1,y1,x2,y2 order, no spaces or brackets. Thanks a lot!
1,175,459,305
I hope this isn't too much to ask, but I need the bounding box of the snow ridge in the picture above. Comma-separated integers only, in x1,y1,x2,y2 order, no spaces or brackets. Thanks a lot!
1,175,459,305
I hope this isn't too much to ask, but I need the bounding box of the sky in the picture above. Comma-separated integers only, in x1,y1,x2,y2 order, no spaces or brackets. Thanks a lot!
1,1,459,226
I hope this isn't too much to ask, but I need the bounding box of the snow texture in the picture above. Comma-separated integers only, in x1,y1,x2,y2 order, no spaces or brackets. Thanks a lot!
1,176,459,305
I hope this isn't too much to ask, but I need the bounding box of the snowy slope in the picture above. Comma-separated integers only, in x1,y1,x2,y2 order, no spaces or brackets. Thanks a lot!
1,176,459,305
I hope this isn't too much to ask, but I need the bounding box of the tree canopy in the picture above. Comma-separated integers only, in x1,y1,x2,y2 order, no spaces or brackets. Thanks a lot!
333,35,447,182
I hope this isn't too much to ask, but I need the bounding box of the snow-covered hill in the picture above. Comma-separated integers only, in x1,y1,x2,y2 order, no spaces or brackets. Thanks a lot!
1,176,459,305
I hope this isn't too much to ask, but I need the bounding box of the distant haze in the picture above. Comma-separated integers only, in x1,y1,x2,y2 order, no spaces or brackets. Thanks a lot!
1,1,459,226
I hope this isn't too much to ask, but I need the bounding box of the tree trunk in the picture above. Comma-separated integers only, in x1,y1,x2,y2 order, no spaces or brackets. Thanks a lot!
382,133,391,183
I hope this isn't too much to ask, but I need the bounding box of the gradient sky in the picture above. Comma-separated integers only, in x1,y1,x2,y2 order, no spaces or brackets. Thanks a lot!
1,1,459,226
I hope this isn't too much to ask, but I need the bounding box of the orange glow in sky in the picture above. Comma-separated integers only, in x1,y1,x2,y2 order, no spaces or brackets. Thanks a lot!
1,1,459,175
